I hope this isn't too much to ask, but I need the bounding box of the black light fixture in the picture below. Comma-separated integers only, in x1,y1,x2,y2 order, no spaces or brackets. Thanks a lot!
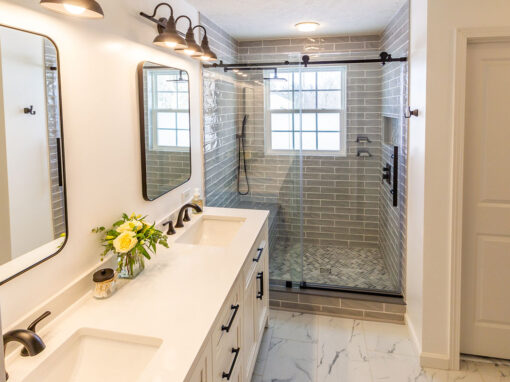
173,16,203,57
192,26,218,61
40,0,104,18
140,3,187,49
140,2,217,62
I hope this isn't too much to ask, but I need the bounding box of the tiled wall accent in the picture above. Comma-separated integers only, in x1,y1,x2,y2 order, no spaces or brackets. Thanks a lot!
269,287,405,324
379,1,409,293
44,40,66,238
200,14,241,207
141,71,192,200
236,38,384,249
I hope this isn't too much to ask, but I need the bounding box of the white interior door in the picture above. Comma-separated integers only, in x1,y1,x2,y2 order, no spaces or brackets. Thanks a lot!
461,40,510,359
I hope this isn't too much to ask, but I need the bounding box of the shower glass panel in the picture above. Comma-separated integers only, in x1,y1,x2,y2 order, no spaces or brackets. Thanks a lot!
203,55,408,296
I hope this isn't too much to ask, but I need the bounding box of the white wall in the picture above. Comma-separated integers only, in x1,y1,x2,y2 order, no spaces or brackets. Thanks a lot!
406,0,427,353
407,0,510,368
0,0,203,328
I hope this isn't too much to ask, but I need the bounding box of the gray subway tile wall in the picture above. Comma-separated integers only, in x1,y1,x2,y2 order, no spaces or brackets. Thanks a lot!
200,1,409,294
44,40,66,238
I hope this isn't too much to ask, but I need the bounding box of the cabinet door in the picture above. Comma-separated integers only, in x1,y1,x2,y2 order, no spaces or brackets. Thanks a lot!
187,338,212,382
254,255,268,341
242,270,257,381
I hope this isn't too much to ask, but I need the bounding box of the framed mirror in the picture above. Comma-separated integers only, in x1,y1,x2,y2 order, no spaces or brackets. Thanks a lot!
0,25,68,285
138,62,191,201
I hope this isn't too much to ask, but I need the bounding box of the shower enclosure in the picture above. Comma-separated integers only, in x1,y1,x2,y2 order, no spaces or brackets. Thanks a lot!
203,51,408,296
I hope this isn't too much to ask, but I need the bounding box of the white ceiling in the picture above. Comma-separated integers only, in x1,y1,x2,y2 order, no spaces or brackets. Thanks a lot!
185,0,407,40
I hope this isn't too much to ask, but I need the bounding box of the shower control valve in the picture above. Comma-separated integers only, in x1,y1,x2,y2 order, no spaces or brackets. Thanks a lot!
382,164,392,184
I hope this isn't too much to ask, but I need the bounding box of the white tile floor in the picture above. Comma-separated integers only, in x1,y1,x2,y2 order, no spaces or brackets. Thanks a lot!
251,310,510,382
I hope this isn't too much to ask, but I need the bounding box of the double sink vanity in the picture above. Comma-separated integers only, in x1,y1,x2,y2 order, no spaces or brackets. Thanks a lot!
4,207,269,382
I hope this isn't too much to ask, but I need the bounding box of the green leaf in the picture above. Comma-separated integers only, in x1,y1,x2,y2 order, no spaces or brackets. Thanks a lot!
138,246,151,260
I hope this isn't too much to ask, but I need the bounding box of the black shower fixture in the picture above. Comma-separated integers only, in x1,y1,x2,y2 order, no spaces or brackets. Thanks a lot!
140,2,218,62
40,0,104,18
263,68,287,82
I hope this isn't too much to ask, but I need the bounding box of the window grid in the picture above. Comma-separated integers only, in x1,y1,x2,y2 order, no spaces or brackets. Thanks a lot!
266,67,346,155
149,71,190,149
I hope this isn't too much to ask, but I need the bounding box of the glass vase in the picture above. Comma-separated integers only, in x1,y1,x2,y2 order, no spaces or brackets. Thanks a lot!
118,252,145,279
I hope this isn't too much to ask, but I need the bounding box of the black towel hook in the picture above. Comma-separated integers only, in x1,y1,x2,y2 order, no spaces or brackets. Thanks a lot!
24,105,36,115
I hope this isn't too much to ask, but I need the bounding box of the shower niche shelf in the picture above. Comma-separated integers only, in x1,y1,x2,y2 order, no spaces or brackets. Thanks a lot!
383,115,400,146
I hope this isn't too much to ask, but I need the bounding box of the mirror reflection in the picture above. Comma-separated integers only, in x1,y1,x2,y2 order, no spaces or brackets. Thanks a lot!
0,25,67,282
139,62,191,201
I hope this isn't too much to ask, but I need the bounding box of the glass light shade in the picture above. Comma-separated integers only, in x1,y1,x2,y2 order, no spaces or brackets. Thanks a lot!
295,22,320,32
153,32,187,50
40,0,104,18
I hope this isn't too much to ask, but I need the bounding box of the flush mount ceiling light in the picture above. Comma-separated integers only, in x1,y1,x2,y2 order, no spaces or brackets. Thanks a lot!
295,21,320,32
40,0,104,18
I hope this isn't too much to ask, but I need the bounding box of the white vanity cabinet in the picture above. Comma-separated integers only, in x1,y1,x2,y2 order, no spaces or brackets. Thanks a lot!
185,220,269,382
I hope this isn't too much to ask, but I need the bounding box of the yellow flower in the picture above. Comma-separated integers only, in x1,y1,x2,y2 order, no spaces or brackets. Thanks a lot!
116,220,143,233
113,231,138,253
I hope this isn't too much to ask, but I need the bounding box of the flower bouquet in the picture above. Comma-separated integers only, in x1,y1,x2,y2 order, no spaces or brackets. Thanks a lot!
92,213,169,279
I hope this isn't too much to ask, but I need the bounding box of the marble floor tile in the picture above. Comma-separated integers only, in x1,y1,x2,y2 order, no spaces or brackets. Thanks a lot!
270,309,318,343
474,361,510,381
251,310,506,382
262,337,317,382
363,320,418,357
368,352,450,382
317,316,368,362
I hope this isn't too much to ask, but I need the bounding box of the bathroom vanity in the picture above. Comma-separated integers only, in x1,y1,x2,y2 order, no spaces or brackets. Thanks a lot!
4,208,269,382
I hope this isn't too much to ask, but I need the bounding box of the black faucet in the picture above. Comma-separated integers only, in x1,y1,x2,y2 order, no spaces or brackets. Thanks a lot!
175,203,202,228
3,330,45,380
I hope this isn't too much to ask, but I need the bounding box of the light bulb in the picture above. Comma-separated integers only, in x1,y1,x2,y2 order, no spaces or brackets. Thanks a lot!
200,55,212,61
165,41,177,48
63,3,86,15
183,49,196,55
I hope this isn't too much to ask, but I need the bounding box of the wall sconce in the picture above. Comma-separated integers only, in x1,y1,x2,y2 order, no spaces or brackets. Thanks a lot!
40,0,104,18
140,2,217,62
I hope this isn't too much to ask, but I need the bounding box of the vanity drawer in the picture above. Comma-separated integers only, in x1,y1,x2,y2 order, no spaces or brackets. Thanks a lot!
213,321,241,382
212,278,241,349
242,229,267,288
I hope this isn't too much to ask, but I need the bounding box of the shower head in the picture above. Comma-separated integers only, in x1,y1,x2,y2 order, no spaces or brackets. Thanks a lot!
263,68,287,82
166,70,188,82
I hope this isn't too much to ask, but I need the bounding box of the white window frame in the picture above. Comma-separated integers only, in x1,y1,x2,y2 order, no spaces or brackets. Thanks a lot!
264,66,347,156
147,69,190,152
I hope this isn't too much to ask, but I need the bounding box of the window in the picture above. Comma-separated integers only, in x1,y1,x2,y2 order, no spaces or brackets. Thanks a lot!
264,67,346,155
146,69,190,150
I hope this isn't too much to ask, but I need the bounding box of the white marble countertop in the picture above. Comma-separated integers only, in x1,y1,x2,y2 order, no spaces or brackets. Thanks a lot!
5,207,269,382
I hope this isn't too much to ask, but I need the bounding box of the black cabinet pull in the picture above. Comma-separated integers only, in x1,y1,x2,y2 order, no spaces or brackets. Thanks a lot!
256,272,264,300
253,240,266,262
222,347,240,380
221,304,239,333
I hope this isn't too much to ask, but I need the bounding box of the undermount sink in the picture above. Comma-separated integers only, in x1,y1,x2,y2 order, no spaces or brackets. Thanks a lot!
23,328,162,382
176,215,246,246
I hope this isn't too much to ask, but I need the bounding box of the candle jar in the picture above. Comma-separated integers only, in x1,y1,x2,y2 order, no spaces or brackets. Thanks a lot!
92,268,117,299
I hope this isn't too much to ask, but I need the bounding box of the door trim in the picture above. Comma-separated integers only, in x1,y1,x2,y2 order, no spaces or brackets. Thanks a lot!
450,27,510,370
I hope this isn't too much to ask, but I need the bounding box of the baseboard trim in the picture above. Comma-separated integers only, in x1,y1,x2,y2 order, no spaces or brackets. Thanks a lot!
420,352,451,370
405,313,421,356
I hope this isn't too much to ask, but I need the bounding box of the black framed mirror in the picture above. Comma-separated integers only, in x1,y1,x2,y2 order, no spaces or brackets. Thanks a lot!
0,25,68,285
138,62,191,201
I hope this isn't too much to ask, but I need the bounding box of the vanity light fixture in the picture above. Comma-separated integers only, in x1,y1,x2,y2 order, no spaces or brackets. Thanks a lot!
295,21,320,32
40,0,104,18
140,2,217,61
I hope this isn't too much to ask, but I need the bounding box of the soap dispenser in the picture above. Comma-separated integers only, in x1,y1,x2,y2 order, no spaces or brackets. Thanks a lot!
191,188,203,213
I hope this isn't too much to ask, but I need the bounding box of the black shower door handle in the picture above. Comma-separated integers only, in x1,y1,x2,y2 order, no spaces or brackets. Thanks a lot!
56,137,63,187
256,272,264,300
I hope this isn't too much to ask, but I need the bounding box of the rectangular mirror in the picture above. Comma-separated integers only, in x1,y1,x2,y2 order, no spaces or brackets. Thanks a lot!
138,62,191,201
0,25,67,285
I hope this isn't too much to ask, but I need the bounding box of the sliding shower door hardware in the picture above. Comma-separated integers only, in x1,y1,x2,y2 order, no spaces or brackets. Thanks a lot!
204,51,407,71
404,106,419,118
382,164,391,184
